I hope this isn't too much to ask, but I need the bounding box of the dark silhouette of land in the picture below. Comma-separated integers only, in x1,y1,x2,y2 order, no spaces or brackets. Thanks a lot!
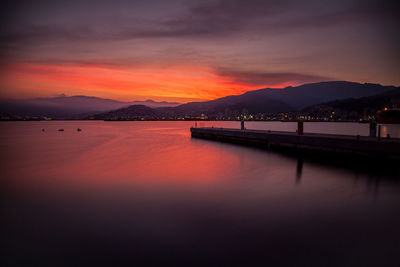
1,81,399,121
0,95,180,119
91,81,400,121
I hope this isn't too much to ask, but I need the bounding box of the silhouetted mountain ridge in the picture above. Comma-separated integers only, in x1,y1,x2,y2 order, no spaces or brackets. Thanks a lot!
0,95,180,118
240,81,397,110
302,88,400,113
1,81,397,119
92,81,398,120
92,105,157,120
158,81,397,115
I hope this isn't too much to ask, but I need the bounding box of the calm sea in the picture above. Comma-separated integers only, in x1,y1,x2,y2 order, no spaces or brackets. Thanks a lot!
1,121,400,266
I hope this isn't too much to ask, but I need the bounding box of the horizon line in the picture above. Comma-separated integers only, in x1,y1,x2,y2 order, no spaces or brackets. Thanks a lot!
1,80,398,104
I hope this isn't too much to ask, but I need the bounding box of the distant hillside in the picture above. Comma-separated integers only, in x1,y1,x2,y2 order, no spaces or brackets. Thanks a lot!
91,105,157,120
302,88,400,121
0,95,180,118
1,81,397,119
303,88,400,112
157,81,397,116
240,81,397,110
159,92,294,116
90,81,398,120
130,99,181,108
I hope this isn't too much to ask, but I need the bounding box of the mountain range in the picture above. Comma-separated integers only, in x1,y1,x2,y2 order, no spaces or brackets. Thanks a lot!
0,96,180,118
1,81,398,119
302,86,400,118
92,81,399,120
168,81,397,114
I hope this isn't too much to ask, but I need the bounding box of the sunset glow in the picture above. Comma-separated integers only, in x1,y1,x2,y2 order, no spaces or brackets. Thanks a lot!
2,1,400,266
0,63,271,102
1,0,399,102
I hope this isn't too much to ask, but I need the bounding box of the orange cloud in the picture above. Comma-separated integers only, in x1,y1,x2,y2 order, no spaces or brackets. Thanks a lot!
1,62,321,102
0,62,264,102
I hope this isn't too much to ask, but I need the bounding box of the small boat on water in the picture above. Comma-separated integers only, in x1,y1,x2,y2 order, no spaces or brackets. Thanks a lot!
77,128,82,131
58,129,64,131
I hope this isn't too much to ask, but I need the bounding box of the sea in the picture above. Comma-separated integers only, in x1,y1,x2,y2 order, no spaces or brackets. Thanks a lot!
1,121,400,266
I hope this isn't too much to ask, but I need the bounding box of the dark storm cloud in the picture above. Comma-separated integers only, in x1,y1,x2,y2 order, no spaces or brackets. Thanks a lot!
158,0,289,37
216,68,331,86
1,0,399,45
163,0,400,37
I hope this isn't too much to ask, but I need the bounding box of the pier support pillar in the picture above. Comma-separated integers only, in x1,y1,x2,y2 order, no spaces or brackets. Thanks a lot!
369,121,377,137
297,121,304,135
378,125,381,139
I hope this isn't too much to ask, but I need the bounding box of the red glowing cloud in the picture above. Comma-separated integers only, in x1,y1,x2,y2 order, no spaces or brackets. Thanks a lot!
1,62,312,102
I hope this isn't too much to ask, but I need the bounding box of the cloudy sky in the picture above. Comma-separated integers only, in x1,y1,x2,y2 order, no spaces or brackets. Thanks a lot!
0,0,399,102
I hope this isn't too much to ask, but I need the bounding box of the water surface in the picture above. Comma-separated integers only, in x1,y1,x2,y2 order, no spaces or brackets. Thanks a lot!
1,121,400,266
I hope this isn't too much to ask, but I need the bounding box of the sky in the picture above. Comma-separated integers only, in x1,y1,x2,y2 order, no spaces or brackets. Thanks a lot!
0,0,399,102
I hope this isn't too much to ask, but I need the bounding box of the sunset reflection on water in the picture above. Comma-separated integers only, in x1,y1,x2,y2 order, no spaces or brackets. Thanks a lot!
1,121,400,266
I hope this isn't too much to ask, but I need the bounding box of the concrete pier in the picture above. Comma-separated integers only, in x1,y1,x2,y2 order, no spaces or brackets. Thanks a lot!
190,127,400,160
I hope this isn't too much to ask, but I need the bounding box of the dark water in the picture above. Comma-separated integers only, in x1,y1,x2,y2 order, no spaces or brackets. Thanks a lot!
1,121,400,266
